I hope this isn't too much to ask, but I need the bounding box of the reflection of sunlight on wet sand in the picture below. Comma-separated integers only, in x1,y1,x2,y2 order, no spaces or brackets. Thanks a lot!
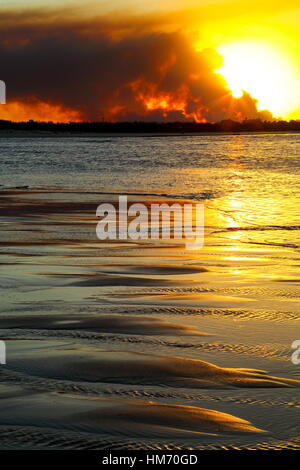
210,134,289,250
224,256,266,261
214,138,248,234
200,141,286,283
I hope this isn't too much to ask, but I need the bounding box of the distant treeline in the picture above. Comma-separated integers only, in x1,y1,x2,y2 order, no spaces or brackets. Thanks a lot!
0,119,300,133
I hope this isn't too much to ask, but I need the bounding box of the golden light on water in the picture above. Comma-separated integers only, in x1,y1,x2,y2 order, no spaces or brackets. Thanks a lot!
217,41,299,118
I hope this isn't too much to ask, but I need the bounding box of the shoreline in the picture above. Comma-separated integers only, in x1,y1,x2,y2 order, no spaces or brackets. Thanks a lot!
0,130,299,138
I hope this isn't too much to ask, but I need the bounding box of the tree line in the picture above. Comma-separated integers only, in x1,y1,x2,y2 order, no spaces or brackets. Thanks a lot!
0,119,300,133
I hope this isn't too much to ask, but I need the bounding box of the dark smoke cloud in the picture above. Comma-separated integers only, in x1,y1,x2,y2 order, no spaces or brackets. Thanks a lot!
0,9,273,122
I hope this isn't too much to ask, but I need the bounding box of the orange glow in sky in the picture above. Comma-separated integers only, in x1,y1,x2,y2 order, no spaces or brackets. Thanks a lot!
1,0,300,121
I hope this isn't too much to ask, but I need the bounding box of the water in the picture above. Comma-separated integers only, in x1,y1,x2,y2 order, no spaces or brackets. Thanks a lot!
0,133,299,450
1,134,300,233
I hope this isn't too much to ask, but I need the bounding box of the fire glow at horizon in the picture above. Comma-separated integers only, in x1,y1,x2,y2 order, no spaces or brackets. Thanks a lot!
0,0,299,123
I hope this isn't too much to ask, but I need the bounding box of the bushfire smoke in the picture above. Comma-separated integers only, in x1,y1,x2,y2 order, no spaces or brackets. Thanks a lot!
0,7,273,122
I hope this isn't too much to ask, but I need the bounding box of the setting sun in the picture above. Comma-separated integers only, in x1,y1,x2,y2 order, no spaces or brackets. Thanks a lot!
217,41,299,118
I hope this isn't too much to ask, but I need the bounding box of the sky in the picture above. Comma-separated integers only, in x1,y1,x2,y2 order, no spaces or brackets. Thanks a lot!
0,0,299,122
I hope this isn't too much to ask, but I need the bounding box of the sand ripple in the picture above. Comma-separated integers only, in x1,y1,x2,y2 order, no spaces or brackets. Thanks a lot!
6,347,300,389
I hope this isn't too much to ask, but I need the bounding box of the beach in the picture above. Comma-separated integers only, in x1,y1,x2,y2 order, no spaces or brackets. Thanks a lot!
0,133,299,449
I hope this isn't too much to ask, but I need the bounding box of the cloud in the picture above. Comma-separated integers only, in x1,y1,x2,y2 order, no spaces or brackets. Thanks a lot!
0,8,273,122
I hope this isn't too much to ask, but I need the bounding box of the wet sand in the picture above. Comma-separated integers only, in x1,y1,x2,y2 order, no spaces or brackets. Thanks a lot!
0,187,300,450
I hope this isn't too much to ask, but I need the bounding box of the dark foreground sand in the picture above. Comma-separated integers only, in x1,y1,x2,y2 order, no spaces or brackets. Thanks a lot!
0,187,300,449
